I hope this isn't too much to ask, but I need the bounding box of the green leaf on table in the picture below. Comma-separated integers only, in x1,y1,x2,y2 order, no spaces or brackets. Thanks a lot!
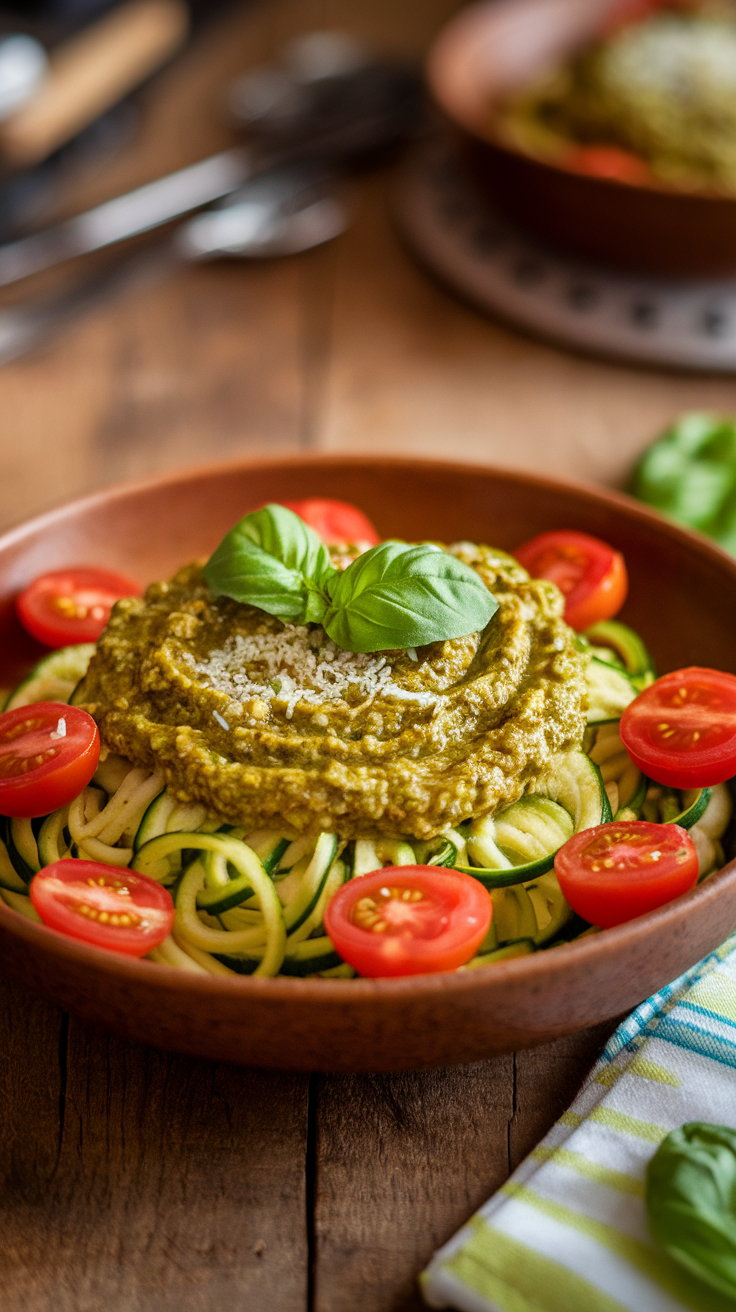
204,503,336,623
630,413,736,550
646,1121,736,1301
322,540,498,653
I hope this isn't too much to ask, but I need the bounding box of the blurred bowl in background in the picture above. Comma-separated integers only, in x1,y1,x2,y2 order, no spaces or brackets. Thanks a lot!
427,0,736,277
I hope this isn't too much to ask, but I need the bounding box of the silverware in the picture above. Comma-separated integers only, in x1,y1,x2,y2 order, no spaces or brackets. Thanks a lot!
0,31,422,290
0,163,348,365
0,34,47,120
0,148,251,284
0,0,188,169
177,165,347,260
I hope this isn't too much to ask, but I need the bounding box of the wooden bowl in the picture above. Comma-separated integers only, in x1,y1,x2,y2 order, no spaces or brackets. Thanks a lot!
427,0,736,277
1,455,736,1072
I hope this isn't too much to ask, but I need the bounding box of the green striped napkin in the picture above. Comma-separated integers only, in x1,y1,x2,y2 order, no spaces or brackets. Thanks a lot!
421,932,736,1312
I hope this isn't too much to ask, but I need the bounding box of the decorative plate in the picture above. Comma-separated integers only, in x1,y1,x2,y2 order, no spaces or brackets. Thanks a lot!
396,140,736,373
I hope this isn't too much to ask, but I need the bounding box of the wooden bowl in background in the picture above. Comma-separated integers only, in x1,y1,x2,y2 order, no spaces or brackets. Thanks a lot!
0,455,735,1071
427,0,736,277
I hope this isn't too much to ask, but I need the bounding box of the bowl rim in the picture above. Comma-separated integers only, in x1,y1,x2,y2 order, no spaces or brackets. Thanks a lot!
2,449,736,1002
426,0,736,207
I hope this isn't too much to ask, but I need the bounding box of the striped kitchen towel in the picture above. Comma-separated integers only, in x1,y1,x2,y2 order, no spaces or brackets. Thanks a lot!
421,931,736,1312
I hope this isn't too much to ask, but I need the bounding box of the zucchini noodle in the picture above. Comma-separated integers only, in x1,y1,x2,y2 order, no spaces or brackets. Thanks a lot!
0,623,732,977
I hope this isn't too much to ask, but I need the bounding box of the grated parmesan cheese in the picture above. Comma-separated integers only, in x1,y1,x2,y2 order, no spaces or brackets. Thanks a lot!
189,624,436,719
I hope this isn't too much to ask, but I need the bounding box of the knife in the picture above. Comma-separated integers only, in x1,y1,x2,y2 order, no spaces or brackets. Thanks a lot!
0,48,423,289
0,0,189,168
0,147,252,286
0,164,348,365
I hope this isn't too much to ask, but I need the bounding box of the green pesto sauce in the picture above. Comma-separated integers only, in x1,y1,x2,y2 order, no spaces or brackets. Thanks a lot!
77,543,587,840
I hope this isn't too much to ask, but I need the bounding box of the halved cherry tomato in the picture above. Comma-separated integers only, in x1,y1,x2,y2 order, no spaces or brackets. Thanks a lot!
601,0,674,36
562,145,651,186
555,821,698,928
30,861,174,957
514,530,628,630
17,567,141,648
0,702,99,818
620,667,736,788
280,498,381,547
323,866,492,977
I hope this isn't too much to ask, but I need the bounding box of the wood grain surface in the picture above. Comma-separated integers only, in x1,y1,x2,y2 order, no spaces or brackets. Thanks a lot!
312,1023,616,1312
0,0,734,533
0,0,723,1307
0,949,617,1312
0,968,310,1312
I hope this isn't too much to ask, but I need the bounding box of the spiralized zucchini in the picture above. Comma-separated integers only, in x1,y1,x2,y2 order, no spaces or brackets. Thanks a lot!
0,626,732,976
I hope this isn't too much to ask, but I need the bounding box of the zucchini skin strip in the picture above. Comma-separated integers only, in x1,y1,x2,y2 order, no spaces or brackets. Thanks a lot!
134,834,286,977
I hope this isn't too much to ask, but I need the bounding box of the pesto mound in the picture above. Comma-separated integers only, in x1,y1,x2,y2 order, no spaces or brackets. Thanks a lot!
76,543,587,839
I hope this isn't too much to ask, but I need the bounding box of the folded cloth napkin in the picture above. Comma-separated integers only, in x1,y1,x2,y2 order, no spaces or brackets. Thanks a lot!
421,931,736,1312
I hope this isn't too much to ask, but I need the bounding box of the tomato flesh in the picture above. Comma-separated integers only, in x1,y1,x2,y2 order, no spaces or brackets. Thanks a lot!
555,821,698,928
0,702,99,818
620,667,736,788
17,568,141,648
30,861,174,957
514,530,628,631
323,865,492,977
280,498,381,547
563,145,650,185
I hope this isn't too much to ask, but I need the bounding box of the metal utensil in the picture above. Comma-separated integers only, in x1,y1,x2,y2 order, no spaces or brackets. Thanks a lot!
0,163,348,365
0,35,48,121
0,31,422,290
0,1,188,168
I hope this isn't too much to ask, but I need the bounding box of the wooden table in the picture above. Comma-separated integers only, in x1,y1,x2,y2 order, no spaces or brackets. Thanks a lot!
1,2,735,1308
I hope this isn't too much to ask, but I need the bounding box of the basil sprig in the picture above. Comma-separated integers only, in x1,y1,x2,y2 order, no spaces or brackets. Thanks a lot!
646,1122,736,1300
204,504,334,624
204,504,498,653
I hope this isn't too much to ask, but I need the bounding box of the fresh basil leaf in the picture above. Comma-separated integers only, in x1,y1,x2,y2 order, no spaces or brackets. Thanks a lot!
646,1121,736,1301
204,504,335,623
323,540,498,653
204,511,498,654
630,414,736,553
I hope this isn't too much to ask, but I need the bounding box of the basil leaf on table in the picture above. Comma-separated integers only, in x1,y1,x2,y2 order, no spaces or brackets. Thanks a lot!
204,504,336,623
646,1121,736,1300
631,413,736,555
322,540,498,653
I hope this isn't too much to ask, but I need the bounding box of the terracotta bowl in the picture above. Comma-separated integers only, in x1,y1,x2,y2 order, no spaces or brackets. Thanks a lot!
427,0,736,277
1,455,736,1072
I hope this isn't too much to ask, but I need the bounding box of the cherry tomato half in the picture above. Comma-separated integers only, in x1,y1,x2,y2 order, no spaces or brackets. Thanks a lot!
514,530,628,631
323,866,492,977
280,498,381,547
562,145,651,186
620,667,736,789
30,861,174,957
555,821,698,928
0,702,99,818
17,567,141,648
